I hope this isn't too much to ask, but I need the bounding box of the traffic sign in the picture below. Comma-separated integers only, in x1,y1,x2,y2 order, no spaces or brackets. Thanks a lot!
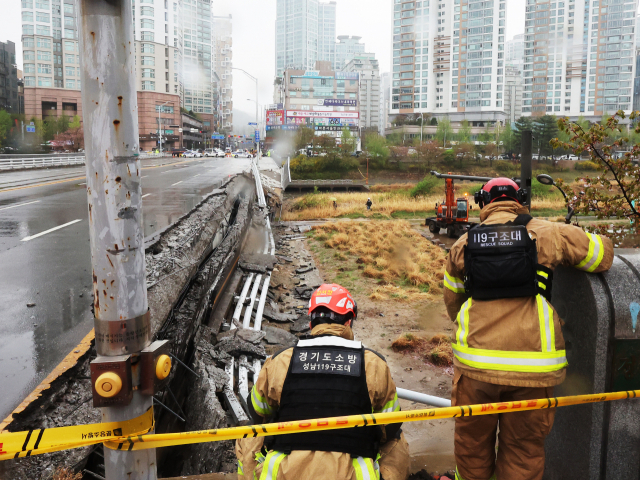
248,122,257,126
26,126,36,133
254,130,260,142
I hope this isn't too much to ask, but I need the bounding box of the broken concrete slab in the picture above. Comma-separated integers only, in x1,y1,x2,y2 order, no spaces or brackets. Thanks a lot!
295,266,313,274
291,315,311,334
262,326,298,347
216,335,266,358
236,328,266,345
239,262,267,274
263,307,298,323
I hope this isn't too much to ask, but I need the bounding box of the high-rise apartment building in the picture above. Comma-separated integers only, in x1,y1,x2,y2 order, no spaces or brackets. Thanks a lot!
506,33,525,69
504,65,523,123
275,0,319,76
213,14,233,132
318,2,337,69
181,0,215,116
344,54,381,129
20,0,83,120
389,0,507,123
335,35,366,70
0,41,19,113
522,0,637,119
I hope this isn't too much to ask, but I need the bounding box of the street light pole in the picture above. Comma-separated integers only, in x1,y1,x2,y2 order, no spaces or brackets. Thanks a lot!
79,1,156,479
158,100,170,154
420,113,424,143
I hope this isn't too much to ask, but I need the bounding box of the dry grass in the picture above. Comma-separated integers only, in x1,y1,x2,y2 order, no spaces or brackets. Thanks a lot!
310,220,447,301
53,468,82,480
283,190,567,221
369,183,417,192
391,333,454,367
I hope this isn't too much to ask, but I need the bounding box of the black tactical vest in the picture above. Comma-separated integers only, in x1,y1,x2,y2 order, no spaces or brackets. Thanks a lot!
464,214,553,301
268,336,381,459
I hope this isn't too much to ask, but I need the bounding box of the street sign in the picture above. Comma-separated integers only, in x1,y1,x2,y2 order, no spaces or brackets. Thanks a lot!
211,134,224,140
248,122,257,126
26,126,36,133
254,130,260,142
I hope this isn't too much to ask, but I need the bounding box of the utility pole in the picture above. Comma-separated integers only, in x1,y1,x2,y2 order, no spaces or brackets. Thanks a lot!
79,1,157,479
521,130,533,211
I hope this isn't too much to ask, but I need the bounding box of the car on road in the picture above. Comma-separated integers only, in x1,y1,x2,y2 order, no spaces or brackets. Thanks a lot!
559,154,579,161
171,148,187,157
232,151,253,158
184,150,202,158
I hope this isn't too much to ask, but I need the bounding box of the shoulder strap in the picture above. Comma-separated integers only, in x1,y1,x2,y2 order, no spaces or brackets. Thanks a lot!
271,346,293,360
509,214,533,226
365,347,387,363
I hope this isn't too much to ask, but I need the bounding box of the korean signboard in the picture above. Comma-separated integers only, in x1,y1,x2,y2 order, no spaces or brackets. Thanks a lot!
318,99,357,107
287,111,359,119
266,110,285,126
335,72,359,80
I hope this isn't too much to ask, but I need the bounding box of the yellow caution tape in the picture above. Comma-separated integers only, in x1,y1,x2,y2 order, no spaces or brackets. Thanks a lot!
0,407,154,460
1,390,638,459
104,389,640,452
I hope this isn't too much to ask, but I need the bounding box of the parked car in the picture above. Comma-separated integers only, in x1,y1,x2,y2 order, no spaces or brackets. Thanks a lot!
214,149,226,157
184,150,202,158
559,154,579,161
204,149,216,157
171,148,187,157
233,151,252,158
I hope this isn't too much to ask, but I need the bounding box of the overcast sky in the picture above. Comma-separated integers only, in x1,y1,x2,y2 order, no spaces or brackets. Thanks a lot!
2,0,525,127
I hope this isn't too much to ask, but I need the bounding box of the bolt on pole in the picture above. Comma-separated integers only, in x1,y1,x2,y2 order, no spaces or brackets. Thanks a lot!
78,0,157,479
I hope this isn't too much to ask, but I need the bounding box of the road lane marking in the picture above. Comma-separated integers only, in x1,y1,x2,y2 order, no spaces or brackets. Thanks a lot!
21,219,82,242
142,194,151,198
141,175,149,179
0,200,41,211
78,182,86,186
171,181,183,186
193,174,201,178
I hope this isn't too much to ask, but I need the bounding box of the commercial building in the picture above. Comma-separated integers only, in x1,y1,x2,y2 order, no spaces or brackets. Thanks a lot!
504,65,523,124
388,0,507,124
335,35,366,70
506,33,525,70
267,61,360,144
213,14,233,133
318,2,337,69
344,55,381,130
0,41,19,113
522,0,637,119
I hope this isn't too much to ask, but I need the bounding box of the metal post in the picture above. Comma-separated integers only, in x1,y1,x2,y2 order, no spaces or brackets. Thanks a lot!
521,130,532,211
78,1,156,479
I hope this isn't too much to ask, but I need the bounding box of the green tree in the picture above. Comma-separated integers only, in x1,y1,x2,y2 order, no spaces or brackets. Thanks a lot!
532,115,559,157
435,116,453,147
0,110,12,147
430,117,438,126
513,116,534,154
365,133,389,168
553,111,640,245
295,126,315,151
339,127,356,154
69,115,81,129
478,124,493,145
502,122,515,155
457,120,472,143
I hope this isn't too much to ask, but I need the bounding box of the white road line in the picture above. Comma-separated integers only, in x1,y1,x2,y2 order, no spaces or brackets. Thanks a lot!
78,182,86,186
141,175,149,179
0,200,41,211
21,219,82,242
171,181,183,186
193,174,201,178
142,193,151,198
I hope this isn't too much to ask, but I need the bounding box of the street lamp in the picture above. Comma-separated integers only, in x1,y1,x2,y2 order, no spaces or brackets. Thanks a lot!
419,113,424,143
537,173,575,224
158,100,170,154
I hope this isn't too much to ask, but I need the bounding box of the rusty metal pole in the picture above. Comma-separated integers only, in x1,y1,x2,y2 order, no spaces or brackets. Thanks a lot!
78,1,156,479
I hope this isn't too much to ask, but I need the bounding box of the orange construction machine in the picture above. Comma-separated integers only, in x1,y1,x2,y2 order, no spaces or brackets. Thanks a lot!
426,170,494,238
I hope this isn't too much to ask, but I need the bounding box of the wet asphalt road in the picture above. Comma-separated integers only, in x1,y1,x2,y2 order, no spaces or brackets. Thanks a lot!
0,156,252,420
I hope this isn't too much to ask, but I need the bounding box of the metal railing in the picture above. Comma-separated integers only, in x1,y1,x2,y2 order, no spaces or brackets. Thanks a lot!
0,155,86,170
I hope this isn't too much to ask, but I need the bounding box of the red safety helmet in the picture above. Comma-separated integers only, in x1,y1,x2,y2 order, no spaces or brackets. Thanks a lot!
475,177,526,208
309,283,357,322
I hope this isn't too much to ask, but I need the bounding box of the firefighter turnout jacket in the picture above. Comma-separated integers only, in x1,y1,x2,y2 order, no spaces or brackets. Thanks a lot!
444,201,614,388
239,323,410,480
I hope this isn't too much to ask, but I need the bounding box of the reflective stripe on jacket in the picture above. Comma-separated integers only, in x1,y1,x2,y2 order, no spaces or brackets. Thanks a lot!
444,201,614,387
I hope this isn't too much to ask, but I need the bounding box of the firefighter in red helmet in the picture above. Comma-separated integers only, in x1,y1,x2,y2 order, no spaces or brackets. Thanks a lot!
445,178,613,480
236,284,411,480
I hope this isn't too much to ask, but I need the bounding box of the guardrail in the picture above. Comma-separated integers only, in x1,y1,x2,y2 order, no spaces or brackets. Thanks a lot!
0,155,86,170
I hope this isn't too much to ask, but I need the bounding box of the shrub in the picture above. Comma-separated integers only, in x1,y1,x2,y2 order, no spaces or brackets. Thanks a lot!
410,175,440,197
574,160,599,171
495,160,516,173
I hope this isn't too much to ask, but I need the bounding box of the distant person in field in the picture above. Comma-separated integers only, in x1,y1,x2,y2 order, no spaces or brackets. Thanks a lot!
333,200,338,211
366,198,372,211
